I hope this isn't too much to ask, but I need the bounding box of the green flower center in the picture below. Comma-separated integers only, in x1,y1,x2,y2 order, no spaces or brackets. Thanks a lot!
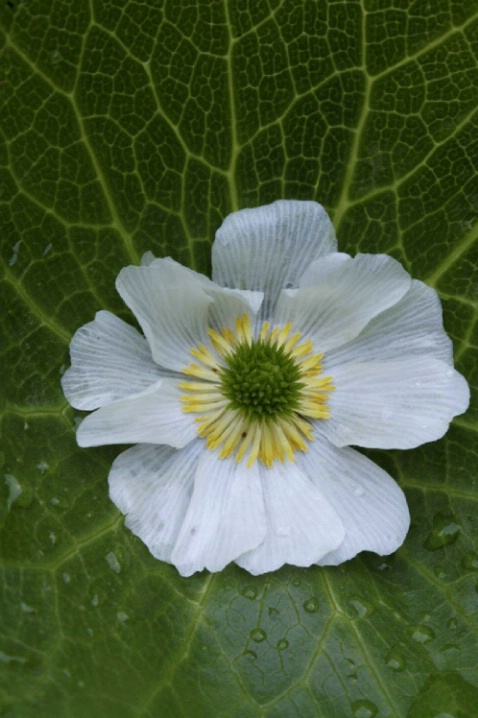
180,314,334,468
219,340,303,420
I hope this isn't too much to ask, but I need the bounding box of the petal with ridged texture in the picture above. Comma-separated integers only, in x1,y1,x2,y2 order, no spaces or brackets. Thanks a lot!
296,436,410,565
170,451,266,576
212,200,337,318
108,441,202,564
236,461,345,575
61,310,163,410
76,379,197,448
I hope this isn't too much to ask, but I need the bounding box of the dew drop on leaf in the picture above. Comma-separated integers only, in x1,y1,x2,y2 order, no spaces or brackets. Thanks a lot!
277,638,288,651
461,552,478,570
347,596,374,619
303,598,319,613
351,699,378,718
447,617,458,631
241,586,257,600
424,512,461,550
385,651,406,672
433,565,447,579
105,551,121,574
410,625,436,644
250,628,267,643
4,474,32,510
242,650,257,661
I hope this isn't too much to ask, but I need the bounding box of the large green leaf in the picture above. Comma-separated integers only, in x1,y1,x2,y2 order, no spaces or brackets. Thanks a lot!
1,1,478,716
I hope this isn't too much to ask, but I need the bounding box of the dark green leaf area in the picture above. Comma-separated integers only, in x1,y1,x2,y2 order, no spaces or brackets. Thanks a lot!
2,0,478,716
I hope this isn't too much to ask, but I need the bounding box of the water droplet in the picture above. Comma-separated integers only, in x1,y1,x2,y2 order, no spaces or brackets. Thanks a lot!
0,651,27,665
433,565,446,579
86,627,94,637
410,625,435,644
4,474,22,510
462,552,478,571
267,606,279,618
20,602,35,614
250,628,267,643
117,611,128,622
43,243,52,256
50,497,60,506
447,617,458,631
50,49,62,64
303,598,319,613
347,596,374,619
242,649,257,660
49,532,57,545
241,586,257,600
91,594,99,607
352,483,366,497
377,561,390,571
105,551,121,574
8,240,21,267
62,573,71,584
292,578,301,587
424,513,461,550
351,699,378,718
36,460,49,473
277,638,289,650
276,526,290,538
385,651,405,672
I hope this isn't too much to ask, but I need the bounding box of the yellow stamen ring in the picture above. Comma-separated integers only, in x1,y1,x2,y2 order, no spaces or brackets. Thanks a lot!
180,314,334,468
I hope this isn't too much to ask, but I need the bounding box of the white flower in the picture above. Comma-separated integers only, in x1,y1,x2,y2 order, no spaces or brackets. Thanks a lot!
62,200,470,577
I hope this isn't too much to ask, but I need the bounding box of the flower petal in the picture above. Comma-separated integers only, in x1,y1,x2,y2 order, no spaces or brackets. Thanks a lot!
235,462,345,575
116,264,212,370
322,357,470,449
296,436,410,565
108,441,202,564
274,253,411,353
326,279,453,368
116,260,262,371
212,200,337,317
76,379,197,448
170,451,266,576
61,310,163,410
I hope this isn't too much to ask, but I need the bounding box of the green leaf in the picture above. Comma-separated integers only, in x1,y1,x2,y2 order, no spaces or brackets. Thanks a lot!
1,1,478,716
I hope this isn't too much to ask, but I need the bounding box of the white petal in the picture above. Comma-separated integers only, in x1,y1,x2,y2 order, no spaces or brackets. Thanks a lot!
116,260,261,371
322,357,470,449
236,462,345,575
61,310,163,410
140,251,156,266
212,200,337,317
108,441,202,563
296,436,410,565
116,264,213,370
76,379,197,448
274,253,411,353
326,280,453,368
170,451,266,576
205,286,263,334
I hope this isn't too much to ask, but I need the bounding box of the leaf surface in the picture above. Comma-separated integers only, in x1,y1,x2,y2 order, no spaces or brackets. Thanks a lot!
1,2,478,716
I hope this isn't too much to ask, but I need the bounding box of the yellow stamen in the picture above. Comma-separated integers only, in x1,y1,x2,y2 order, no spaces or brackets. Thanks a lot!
180,315,334,468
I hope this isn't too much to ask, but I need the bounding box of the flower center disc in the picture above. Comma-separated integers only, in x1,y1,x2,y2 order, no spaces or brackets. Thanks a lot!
180,314,334,468
220,340,303,420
